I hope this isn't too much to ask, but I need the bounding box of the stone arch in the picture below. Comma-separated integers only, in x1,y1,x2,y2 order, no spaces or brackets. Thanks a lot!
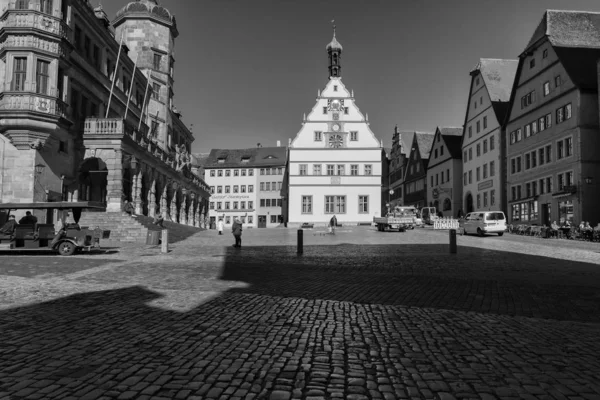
443,197,452,211
77,157,108,204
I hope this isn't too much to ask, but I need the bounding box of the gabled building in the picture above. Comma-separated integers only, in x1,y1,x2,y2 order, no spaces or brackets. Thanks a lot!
287,28,385,226
462,59,517,215
388,127,414,207
505,10,600,226
403,132,434,209
426,127,463,217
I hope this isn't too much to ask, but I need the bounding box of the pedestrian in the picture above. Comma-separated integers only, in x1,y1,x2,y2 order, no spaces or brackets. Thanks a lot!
217,218,224,235
19,211,37,225
232,217,242,248
329,214,337,234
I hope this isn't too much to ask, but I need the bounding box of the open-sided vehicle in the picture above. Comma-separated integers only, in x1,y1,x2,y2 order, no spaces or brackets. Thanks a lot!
374,206,420,231
0,202,111,256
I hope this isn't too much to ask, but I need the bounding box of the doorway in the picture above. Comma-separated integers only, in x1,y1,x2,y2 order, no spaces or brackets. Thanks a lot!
541,203,551,226
209,216,216,229
258,215,267,228
465,193,474,213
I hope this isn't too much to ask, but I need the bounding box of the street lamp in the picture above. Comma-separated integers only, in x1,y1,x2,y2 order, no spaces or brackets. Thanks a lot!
35,163,45,175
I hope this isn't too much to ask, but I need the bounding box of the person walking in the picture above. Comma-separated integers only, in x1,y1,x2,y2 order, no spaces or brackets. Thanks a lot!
232,217,242,248
217,218,224,235
329,215,338,235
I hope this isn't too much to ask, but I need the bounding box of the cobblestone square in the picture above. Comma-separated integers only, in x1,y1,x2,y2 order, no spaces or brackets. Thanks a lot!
1,227,600,400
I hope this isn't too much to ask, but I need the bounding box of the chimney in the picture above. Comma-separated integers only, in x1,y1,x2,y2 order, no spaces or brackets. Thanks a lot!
277,140,281,147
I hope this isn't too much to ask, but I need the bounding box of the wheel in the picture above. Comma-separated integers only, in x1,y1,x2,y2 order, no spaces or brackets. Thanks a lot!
497,232,504,237
477,228,484,237
57,241,76,256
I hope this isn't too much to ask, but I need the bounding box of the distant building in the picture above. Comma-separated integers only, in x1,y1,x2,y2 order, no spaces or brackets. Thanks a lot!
403,132,435,210
505,10,600,226
287,27,385,226
388,127,414,207
204,146,286,229
462,59,517,215
426,127,463,217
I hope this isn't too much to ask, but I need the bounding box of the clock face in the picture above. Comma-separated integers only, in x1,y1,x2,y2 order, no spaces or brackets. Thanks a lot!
332,123,340,132
329,134,343,148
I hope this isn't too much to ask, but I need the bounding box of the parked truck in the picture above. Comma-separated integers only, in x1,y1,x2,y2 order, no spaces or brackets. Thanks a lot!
374,206,420,232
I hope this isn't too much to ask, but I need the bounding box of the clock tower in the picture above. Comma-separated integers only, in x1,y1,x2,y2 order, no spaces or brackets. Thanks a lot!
287,27,385,227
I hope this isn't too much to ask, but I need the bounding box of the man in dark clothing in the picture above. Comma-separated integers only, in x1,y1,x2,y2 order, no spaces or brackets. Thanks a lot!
329,215,338,234
0,215,17,235
19,211,37,225
232,217,242,248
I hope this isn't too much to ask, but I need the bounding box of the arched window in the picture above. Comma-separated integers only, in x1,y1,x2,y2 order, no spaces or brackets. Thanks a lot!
443,198,452,211
15,0,29,9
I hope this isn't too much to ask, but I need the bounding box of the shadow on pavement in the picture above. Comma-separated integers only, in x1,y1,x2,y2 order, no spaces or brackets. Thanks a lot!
1,244,600,399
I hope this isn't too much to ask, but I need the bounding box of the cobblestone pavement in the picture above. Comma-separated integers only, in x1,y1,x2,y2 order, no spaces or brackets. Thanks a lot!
1,227,600,400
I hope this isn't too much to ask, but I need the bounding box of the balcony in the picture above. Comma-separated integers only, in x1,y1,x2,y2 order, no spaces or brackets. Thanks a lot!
0,92,68,118
83,118,210,193
0,8,72,43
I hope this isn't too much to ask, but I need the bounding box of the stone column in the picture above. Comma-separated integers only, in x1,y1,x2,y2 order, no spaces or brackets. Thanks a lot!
161,178,169,219
183,194,189,226
191,195,197,227
106,149,124,212
148,169,156,218
133,166,143,215
170,184,178,223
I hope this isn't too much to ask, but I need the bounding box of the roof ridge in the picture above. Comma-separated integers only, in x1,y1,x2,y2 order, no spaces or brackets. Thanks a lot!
546,9,600,14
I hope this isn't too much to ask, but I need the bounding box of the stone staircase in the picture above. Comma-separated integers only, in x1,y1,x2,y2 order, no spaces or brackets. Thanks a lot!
77,212,204,243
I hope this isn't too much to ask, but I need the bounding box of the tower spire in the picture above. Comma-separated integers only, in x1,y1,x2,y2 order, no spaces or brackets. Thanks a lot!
326,20,343,79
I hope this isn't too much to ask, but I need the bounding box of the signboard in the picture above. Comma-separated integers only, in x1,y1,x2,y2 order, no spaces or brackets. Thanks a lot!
433,219,460,230
478,180,493,191
210,195,251,200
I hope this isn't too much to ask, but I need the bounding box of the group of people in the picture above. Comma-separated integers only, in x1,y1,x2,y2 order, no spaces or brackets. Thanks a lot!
216,217,243,247
0,212,38,235
548,220,600,240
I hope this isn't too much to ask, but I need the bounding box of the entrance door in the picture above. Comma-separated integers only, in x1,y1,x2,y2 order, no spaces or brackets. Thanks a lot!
466,193,474,213
258,215,267,228
541,203,550,226
209,216,216,229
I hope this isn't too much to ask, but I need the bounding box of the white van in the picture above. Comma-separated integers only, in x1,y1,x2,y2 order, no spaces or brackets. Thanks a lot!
462,211,507,236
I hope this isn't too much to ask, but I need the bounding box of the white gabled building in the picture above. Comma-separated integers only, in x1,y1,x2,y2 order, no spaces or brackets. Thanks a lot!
287,28,385,226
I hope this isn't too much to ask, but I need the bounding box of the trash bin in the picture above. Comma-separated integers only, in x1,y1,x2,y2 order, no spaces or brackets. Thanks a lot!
146,230,160,245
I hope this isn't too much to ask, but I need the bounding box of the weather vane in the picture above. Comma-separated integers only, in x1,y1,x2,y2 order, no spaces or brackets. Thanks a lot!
331,19,336,35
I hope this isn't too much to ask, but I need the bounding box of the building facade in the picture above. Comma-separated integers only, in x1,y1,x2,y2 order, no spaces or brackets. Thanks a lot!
403,132,434,209
426,127,463,217
0,0,210,229
505,10,600,226
205,146,287,229
461,59,517,215
387,127,413,208
287,28,384,226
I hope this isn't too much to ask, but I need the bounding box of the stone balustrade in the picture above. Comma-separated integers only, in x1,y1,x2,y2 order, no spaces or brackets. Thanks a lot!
0,8,72,42
0,93,68,117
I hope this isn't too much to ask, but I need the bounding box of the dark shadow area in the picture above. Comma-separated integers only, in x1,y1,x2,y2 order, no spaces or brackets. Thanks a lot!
1,244,600,399
0,257,124,278
0,249,120,257
133,214,205,243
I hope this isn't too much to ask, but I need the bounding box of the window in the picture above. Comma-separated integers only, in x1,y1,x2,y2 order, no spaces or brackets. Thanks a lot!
241,185,246,193
153,53,162,70
525,124,531,138
333,85,338,91
216,202,222,210
337,165,345,175
12,58,27,91
555,75,561,87
525,153,531,170
510,131,516,145
225,202,230,210
233,201,239,210
217,170,223,177
302,196,312,214
365,165,372,175
476,121,480,133
483,116,487,129
265,182,270,191
248,185,254,193
516,129,522,142
93,45,100,68
468,126,472,138
314,131,322,141
349,165,357,176
483,192,488,207
490,161,495,177
344,107,349,114
322,107,327,114
278,167,283,175
299,164,307,176
327,164,334,176
359,196,369,213
350,131,358,141
233,185,239,193
248,169,254,176
468,170,472,184
557,140,564,159
531,151,537,168
34,59,50,95
463,151,467,163
477,194,481,209
325,196,346,214
435,174,439,186
265,199,271,207
529,58,535,68
543,81,550,96
476,144,481,157
483,164,488,179
260,169,265,175
489,135,495,151
225,186,231,194
434,149,438,158
431,175,434,187
278,182,282,191
209,202,215,210
565,137,573,157
248,201,254,209
531,120,538,135
152,83,160,100
216,186,223,194
545,113,552,129
15,0,30,9
565,104,572,120
233,170,239,177
463,172,467,186
210,170,215,177
260,199,265,207
313,164,322,175
539,116,545,131
516,156,522,172
225,170,231,177
483,140,488,154
476,167,480,181
468,148,472,160
84,36,91,59
440,146,444,156
490,190,495,206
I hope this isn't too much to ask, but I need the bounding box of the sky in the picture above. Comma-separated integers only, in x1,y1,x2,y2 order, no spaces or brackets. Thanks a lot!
99,0,600,154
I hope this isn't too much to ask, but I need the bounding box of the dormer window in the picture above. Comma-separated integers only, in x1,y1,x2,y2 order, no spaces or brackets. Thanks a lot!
241,157,250,163
217,158,225,164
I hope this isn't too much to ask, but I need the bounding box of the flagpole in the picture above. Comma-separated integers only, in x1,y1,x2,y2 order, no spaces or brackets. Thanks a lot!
124,55,138,122
105,30,124,118
138,73,151,131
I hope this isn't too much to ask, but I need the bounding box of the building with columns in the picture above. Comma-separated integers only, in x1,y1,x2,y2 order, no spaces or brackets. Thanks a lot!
287,27,385,226
0,0,210,235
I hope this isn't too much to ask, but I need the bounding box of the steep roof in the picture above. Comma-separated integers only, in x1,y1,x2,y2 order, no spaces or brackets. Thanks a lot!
474,59,518,103
438,127,463,159
414,132,435,160
204,147,287,168
396,131,415,156
191,153,210,168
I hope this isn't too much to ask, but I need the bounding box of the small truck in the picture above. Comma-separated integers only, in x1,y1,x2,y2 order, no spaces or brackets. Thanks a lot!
374,206,419,232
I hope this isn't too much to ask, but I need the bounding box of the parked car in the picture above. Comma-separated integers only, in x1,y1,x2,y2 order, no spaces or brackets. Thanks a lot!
461,211,507,237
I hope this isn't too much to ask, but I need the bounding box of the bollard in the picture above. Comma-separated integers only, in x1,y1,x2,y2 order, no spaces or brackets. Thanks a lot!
161,229,169,254
449,229,457,254
297,229,303,255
